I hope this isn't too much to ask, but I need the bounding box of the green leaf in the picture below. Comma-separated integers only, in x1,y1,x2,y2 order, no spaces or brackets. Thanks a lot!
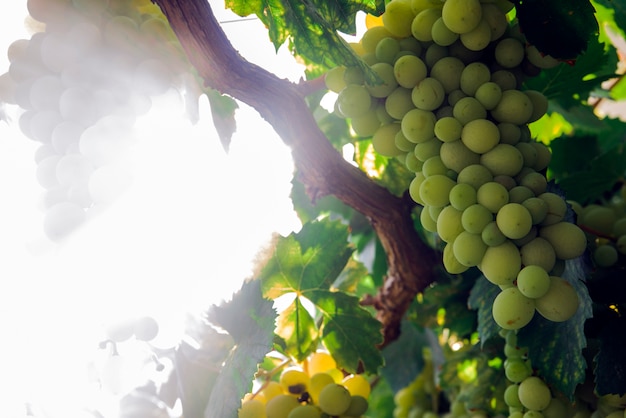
204,280,277,418
206,89,239,152
514,0,598,59
275,297,318,362
548,135,601,180
594,0,626,36
308,289,384,373
593,316,626,396
517,257,593,400
468,275,501,347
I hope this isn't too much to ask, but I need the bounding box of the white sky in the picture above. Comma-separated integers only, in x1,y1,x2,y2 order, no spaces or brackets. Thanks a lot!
0,2,305,416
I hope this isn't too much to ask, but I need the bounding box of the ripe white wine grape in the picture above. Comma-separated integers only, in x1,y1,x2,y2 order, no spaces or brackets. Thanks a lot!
492,287,535,330
318,384,352,416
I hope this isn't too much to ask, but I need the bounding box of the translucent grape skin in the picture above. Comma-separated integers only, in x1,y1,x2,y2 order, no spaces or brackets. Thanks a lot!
265,394,300,418
317,384,352,416
517,376,552,411
534,276,579,322
516,265,550,299
492,287,535,330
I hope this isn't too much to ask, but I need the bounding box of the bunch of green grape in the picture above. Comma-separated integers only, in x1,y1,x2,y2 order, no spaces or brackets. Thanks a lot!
569,187,626,268
392,349,440,418
238,351,371,418
325,0,586,332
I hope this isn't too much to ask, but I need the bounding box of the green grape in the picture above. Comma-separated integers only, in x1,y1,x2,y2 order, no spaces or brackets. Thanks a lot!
411,7,441,42
508,186,533,204
325,66,347,93
504,343,527,359
497,122,521,145
538,222,586,260
440,139,480,173
453,231,487,266
263,381,285,401
386,87,415,120
318,384,352,416
453,97,487,125
496,203,533,239
476,182,509,214
405,152,424,172
280,368,310,395
412,77,445,111
337,85,372,118
287,405,321,418
494,175,516,190
431,17,459,46
612,218,626,236
419,174,456,207
366,62,399,98
437,205,464,242
424,43,449,68
414,138,442,161
535,276,579,322
494,37,525,68
460,19,492,51
361,26,394,54
344,396,369,416
520,172,548,196
492,287,535,330
441,0,483,34
482,3,507,41
482,221,507,246
505,358,532,383
458,164,494,190
395,130,417,153
401,108,436,143
422,156,448,177
580,205,616,235
420,206,438,232
491,69,517,91
516,142,537,168
239,399,267,418
134,316,159,341
522,197,548,225
461,204,493,234
518,376,551,411
481,241,521,285
341,374,371,398
373,123,404,157
309,373,335,402
530,142,552,171
398,36,423,55
444,241,470,274
474,81,502,110
351,108,381,137
393,386,415,409
460,62,491,96
383,0,416,37
525,90,549,123
376,37,401,64
266,394,300,418
491,90,534,125
517,265,551,299
617,235,626,254
394,55,428,88
343,66,365,85
480,144,524,177
504,384,523,408
542,397,568,418
448,89,468,107
436,105,454,119
434,116,463,142
461,118,500,154
430,56,465,93
449,182,477,211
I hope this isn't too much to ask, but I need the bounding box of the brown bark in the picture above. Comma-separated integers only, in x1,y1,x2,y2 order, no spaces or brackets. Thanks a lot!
154,0,440,344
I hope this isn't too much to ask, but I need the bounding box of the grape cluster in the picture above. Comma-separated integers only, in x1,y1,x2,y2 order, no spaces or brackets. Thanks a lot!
569,188,626,268
392,349,443,418
239,351,371,418
325,0,586,331
0,0,196,241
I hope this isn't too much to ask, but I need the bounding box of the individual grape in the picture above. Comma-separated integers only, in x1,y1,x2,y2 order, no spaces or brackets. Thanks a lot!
336,84,372,118
372,123,404,157
612,218,626,236
351,108,381,137
361,25,393,53
504,385,522,408
441,0,482,34
434,116,463,142
386,87,415,120
318,384,352,416
460,19,492,51
411,8,442,42
401,108,436,143
509,186,534,204
412,77,445,111
382,0,415,37
376,37,401,64
518,376,551,411
461,119,500,154
474,81,502,110
494,175,516,190
530,142,552,171
443,241,470,274
344,395,369,417
522,197,549,225
525,45,560,69
405,152,424,172
491,90,534,125
504,358,532,383
409,173,427,205
542,397,569,418
497,203,533,239
482,221,507,246
460,62,491,96
366,62,398,98
481,241,522,285
579,205,616,235
494,37,525,68
480,144,524,177
239,399,267,418
420,207,438,232
462,204,493,234
307,351,336,376
280,368,310,395
414,137,443,162
430,56,465,93
458,164,494,190
419,174,456,207
447,89,467,107
453,96,487,125
343,66,365,85
394,55,428,88
492,287,535,330
535,276,579,322
517,265,551,299
424,43,449,68
308,373,335,402
134,315,159,341
440,139,480,173
449,182,477,211
286,405,321,418
437,205,464,242
525,90,549,123
266,394,300,418
482,3,507,40
477,181,509,213
453,231,487,267
342,374,371,398
538,222,587,260
431,17,459,46
491,69,518,91
519,172,548,196
422,156,448,176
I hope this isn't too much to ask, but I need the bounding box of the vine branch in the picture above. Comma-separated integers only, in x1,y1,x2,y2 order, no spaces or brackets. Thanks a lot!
154,0,440,344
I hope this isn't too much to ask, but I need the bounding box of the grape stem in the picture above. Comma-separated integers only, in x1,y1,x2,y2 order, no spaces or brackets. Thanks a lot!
153,0,440,345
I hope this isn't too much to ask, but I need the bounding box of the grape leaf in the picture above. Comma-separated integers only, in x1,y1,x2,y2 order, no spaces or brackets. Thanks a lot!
513,0,598,59
224,0,384,80
517,256,593,400
206,89,238,152
594,0,626,35
204,280,277,418
593,316,626,396
307,288,384,373
275,297,319,361
468,275,501,347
